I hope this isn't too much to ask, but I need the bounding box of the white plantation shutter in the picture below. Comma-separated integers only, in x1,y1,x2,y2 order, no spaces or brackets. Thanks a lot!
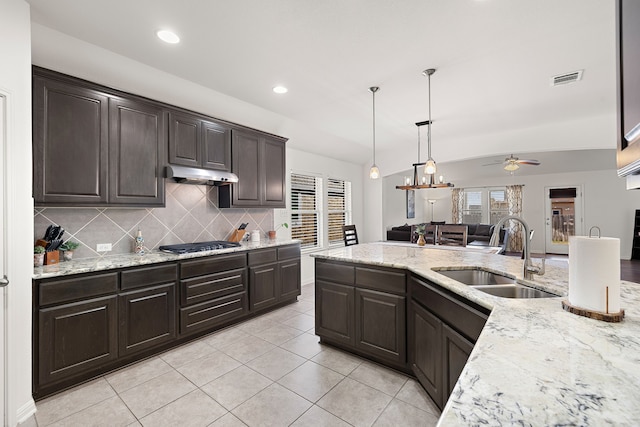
327,178,352,246
290,172,322,250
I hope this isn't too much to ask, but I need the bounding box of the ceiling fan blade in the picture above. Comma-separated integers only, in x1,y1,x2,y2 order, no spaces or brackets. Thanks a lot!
517,159,540,165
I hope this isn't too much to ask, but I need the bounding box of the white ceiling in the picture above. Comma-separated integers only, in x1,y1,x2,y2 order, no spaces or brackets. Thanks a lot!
26,0,617,174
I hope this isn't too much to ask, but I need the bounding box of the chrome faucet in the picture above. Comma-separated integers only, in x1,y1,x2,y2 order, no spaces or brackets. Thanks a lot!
490,215,545,280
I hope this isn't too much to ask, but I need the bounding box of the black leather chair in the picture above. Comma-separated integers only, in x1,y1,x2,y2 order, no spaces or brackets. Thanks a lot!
343,225,359,246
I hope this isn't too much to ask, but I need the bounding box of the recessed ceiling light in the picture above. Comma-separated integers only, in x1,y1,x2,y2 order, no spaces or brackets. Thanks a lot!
273,86,288,94
157,30,180,44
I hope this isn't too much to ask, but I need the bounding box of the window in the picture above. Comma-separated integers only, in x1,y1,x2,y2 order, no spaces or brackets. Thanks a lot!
290,172,322,250
462,190,483,224
327,178,352,246
290,172,352,251
461,187,507,224
489,189,509,224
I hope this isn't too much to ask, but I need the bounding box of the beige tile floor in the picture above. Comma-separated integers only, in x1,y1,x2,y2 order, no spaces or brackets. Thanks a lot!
30,283,441,427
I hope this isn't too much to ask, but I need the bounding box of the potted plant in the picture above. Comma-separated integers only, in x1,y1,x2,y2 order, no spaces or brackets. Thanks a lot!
414,224,426,246
34,246,45,267
60,241,80,261
268,222,289,240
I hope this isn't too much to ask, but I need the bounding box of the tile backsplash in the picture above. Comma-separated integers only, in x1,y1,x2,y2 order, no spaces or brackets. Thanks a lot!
34,181,274,259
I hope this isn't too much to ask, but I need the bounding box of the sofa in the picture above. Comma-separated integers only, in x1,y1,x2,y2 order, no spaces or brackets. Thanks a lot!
387,222,506,245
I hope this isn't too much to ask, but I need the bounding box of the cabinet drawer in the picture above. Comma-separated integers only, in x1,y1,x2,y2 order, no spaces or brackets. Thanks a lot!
248,248,277,266
410,276,488,343
278,244,301,261
180,253,247,279
181,268,247,307
121,263,177,290
179,291,248,336
39,273,118,306
316,260,355,285
355,266,406,294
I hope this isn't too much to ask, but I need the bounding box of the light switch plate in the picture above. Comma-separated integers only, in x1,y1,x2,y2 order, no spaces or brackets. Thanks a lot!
96,243,112,252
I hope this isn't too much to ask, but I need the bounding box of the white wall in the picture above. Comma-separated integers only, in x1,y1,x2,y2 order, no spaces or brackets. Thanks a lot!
0,0,36,424
383,168,640,259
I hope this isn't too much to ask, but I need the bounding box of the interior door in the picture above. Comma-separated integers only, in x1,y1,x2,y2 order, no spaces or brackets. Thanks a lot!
545,186,583,254
0,93,7,425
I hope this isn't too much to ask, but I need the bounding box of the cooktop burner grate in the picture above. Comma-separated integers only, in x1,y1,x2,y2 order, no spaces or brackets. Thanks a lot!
159,240,241,254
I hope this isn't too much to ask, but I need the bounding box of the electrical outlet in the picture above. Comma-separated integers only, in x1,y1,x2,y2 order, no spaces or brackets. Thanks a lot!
96,243,112,252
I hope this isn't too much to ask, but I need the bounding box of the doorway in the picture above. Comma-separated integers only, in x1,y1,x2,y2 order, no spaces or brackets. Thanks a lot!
545,186,583,255
0,93,6,425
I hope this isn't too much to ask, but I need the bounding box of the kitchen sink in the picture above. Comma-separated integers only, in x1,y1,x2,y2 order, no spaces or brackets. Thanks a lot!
469,284,558,299
434,268,558,299
435,268,516,285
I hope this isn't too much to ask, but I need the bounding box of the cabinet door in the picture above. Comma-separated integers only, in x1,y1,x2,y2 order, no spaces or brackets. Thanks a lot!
39,295,117,386
118,283,176,357
355,288,406,365
231,130,261,206
442,323,474,403
202,120,231,171
315,280,355,347
261,137,286,207
33,75,109,205
279,259,301,301
169,111,201,167
249,262,279,311
409,300,443,409
109,97,165,206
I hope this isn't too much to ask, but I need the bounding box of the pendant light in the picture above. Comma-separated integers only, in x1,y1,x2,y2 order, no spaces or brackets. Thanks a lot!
423,68,437,176
395,68,454,191
369,86,380,179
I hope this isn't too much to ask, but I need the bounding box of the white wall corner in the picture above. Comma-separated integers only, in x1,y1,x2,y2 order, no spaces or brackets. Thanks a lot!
15,400,36,425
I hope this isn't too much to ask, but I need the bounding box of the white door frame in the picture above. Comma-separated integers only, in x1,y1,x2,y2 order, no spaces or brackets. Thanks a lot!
544,185,584,255
0,92,7,426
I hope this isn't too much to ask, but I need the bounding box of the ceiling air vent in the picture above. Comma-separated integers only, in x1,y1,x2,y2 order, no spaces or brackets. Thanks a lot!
550,70,583,86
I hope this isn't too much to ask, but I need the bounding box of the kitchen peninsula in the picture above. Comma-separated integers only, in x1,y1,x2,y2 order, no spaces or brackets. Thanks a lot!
312,243,640,425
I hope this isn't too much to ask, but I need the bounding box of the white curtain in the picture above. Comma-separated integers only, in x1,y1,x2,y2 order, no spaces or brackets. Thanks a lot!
506,185,524,252
451,188,464,224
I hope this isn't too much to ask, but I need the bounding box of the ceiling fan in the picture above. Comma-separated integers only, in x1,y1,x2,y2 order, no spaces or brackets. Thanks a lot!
483,154,541,172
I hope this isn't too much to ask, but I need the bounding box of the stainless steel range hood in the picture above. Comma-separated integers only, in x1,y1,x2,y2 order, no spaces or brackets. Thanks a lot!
165,165,238,186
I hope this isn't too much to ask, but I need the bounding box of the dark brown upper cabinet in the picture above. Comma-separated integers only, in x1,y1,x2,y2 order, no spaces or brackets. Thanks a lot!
33,75,109,205
219,129,286,208
109,97,165,205
168,111,231,171
616,0,640,177
32,67,165,207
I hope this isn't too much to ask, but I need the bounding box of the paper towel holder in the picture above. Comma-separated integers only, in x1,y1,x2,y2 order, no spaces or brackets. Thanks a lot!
562,226,625,322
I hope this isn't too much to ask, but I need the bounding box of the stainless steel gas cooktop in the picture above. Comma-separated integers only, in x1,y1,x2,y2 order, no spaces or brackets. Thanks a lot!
158,240,241,254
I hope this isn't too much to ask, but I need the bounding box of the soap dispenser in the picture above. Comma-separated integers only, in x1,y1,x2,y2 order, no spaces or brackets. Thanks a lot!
134,229,145,255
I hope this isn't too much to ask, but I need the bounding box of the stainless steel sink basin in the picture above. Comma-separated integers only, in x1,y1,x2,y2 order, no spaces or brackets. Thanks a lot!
435,268,516,285
470,284,558,299
434,268,558,299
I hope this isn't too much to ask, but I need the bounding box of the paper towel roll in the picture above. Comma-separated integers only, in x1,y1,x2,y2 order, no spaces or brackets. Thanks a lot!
568,236,621,313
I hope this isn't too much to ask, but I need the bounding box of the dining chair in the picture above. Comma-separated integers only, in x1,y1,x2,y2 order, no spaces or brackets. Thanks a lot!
343,225,359,246
437,225,468,246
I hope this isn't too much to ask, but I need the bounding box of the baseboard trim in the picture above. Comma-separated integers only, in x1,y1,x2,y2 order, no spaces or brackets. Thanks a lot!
16,398,37,425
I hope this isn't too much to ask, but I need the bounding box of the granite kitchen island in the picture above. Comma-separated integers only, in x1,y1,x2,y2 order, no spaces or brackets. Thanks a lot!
312,242,640,426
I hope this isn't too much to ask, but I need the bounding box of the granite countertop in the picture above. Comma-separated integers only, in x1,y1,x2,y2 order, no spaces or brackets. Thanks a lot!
33,239,300,280
312,242,640,426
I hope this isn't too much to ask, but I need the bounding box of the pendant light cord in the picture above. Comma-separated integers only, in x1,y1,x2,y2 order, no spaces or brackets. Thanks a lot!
372,89,376,165
427,71,432,160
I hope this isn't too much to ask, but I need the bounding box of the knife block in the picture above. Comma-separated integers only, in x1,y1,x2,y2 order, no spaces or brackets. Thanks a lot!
45,250,60,265
229,230,246,243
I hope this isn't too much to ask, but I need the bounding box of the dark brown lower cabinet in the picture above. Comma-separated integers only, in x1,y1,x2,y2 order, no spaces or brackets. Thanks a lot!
409,300,443,407
249,261,279,311
314,259,407,370
315,280,355,347
38,295,118,386
442,324,474,399
409,274,489,410
279,258,301,300
119,283,176,357
355,288,406,365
